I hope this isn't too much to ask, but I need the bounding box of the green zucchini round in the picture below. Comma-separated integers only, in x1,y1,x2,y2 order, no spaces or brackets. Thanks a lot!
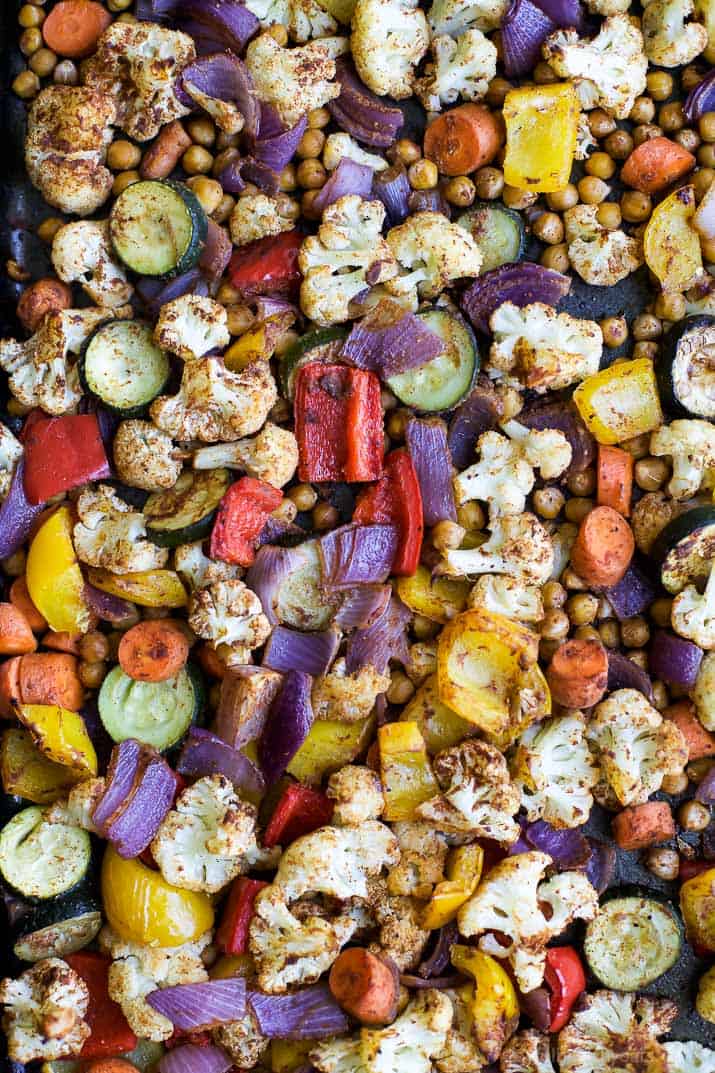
0,807,92,901
109,179,207,278
98,661,205,752
456,201,526,272
657,315,715,419
13,889,102,962
584,895,682,991
79,320,170,418
144,468,231,548
387,308,478,413
652,506,715,594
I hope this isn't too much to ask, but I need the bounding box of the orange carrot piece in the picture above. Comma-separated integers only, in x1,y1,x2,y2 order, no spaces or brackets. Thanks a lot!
0,657,22,719
665,700,715,761
118,620,190,683
42,630,82,656
18,653,84,712
570,505,635,588
546,637,609,709
612,801,675,850
597,445,634,518
9,577,47,633
140,120,192,181
41,0,112,58
424,104,503,177
195,642,226,680
16,279,72,333
0,603,37,655
329,948,399,1025
620,136,695,194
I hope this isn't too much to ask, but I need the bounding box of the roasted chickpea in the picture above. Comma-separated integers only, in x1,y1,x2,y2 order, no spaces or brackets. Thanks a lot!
662,771,689,795
633,123,663,147
632,313,662,340
12,70,40,98
186,116,216,147
654,291,686,322
621,190,652,222
578,176,610,204
586,152,617,180
308,107,331,129
596,201,622,230
678,799,711,832
266,22,288,44
79,660,107,689
431,521,466,551
532,211,564,245
630,96,656,124
474,166,504,200
646,70,674,101
79,630,110,663
658,101,685,132
408,159,438,190
567,468,596,496
224,304,254,336
485,76,512,106
296,158,327,189
542,581,567,610
601,315,628,348
699,143,715,168
107,139,141,172
112,170,140,196
394,139,421,166
540,244,570,272
186,176,223,215
540,610,570,641
645,847,679,881
546,184,579,212
386,671,415,705
456,501,486,531
19,27,42,55
635,457,669,491
279,163,298,192
604,129,634,160
297,129,325,159
566,593,599,626
312,502,339,530
502,185,538,210
676,129,700,154
288,484,317,512
620,616,649,647
588,109,616,138
598,619,620,647
182,145,213,175
444,176,476,207
18,3,44,27
533,486,565,519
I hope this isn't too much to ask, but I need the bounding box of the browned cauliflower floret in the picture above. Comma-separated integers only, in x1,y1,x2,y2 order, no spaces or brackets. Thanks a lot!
154,295,229,361
245,33,348,127
174,540,242,590
73,484,168,575
230,194,296,247
558,991,677,1073
25,86,116,215
213,1009,269,1068
351,0,430,98
386,822,448,898
564,204,643,287
0,423,23,502
631,490,685,554
312,659,390,723
188,579,271,650
0,960,90,1064
327,764,385,826
192,423,299,489
44,777,106,834
113,420,182,492
500,1030,556,1073
51,220,133,308
368,884,431,970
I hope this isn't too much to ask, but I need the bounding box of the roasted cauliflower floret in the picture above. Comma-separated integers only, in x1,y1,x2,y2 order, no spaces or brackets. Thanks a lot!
244,0,337,41
631,490,684,555
174,540,240,590
416,29,497,111
564,204,643,287
51,220,133,308
73,485,167,575
150,356,278,443
245,33,348,127
642,0,707,66
487,302,602,394
512,713,599,829
44,777,105,834
469,575,544,623
154,296,229,361
274,820,399,902
230,194,296,248
0,422,22,502
323,133,390,172
583,0,629,12
664,1041,715,1072
417,739,521,844
351,0,429,99
312,659,390,723
188,579,271,650
543,16,648,119
385,212,482,307
672,565,715,648
558,991,677,1073
371,888,431,970
299,195,398,326
386,822,448,898
327,764,385,826
443,513,554,585
113,420,182,492
650,419,715,499
192,423,299,489
586,688,688,807
500,1030,556,1073
25,86,116,215
428,0,509,34
213,1010,269,1068
501,419,573,479
83,22,195,141
458,852,598,992
0,959,90,1064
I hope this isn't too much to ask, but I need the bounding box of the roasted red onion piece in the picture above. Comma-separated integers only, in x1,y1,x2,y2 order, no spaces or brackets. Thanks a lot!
461,262,571,334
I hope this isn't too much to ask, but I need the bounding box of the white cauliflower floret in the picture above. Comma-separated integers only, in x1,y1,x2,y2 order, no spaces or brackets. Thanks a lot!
44,778,105,834
245,33,347,127
188,579,271,650
323,133,389,172
311,658,390,722
488,302,602,394
154,296,229,361
650,419,715,499
370,888,431,970
642,0,708,66
113,420,182,492
387,822,448,898
564,204,643,287
151,774,259,893
0,959,90,1064
558,991,677,1073
51,221,133,308
312,990,453,1073
501,419,573,479
428,0,509,34
415,30,497,111
213,1011,269,1068
150,356,278,443
83,22,195,141
386,212,482,307
73,485,168,575
25,86,116,215
469,575,544,623
500,1030,556,1073
230,194,296,248
672,564,715,648
583,0,629,12
174,541,240,590
351,0,429,99
245,0,337,40
586,688,688,806
664,1041,715,1072
458,852,598,992
0,307,108,415
0,422,22,501
543,16,648,119
192,423,299,488
274,820,399,902
327,765,385,825
443,513,554,585
417,739,520,844
299,196,398,326
574,112,597,161
512,714,599,829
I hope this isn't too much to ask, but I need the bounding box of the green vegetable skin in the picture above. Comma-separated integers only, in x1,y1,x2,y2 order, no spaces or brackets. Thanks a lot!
98,663,203,751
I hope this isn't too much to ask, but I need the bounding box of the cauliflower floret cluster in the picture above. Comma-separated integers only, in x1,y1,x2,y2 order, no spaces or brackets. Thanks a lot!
45,777,105,834
245,33,348,127
192,422,299,489
327,764,385,826
417,739,521,844
563,204,643,287
214,1010,269,1069
415,29,497,111
0,959,90,1064
664,1041,715,1072
500,1030,556,1073
0,422,22,501
113,420,182,492
650,419,715,499
73,485,168,575
312,658,390,722
557,991,677,1073
586,688,688,806
672,565,715,648
386,822,448,898
428,0,509,34
188,579,271,651
642,0,708,66
487,302,602,393
230,194,297,248
458,851,598,991
51,220,133,308
244,0,337,41
174,540,241,590
323,133,390,172
351,0,429,98
512,713,599,828
443,512,555,584
469,575,544,622
386,212,483,307
154,295,229,361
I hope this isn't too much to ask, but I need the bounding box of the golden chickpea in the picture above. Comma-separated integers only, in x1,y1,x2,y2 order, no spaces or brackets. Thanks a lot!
567,468,596,496
474,166,504,200
658,101,685,132
542,581,567,610
632,313,662,340
485,76,513,106
649,596,673,627
225,304,254,335
18,3,44,27
654,291,686,321
684,65,706,91
630,96,656,124
540,244,570,272
651,680,670,709
562,564,587,590
635,456,669,491
394,138,421,166
216,281,241,304
186,175,223,214
273,499,298,525
700,112,715,143
599,619,620,648
36,216,64,243
408,159,438,190
288,484,318,512
620,615,650,647
444,176,476,207
628,649,649,669
632,340,659,361
633,123,663,147
678,799,711,832
574,625,601,643
79,630,110,664
79,660,107,689
312,502,339,530
386,671,415,705
621,190,652,222
216,131,240,152
19,27,42,55
540,610,570,641
547,184,579,212
532,211,564,245
386,409,407,441
186,117,216,147
646,847,679,881
112,170,140,196
456,501,486,530
588,109,616,138
301,189,323,220
279,163,298,192
266,22,288,45
533,486,565,519
694,167,715,201
604,129,634,160
676,129,700,154
212,147,239,179
502,185,538,210
621,433,650,459
12,70,40,98
596,201,622,230
212,194,235,224
578,176,610,204
182,145,214,175
600,315,628,349
108,0,134,10
432,520,466,551
308,107,331,129
533,61,558,84
566,593,599,626
661,771,689,795
564,497,593,524
646,70,674,101
699,143,715,169
107,139,141,172
296,158,327,189
297,129,325,159
586,152,617,180
115,12,138,22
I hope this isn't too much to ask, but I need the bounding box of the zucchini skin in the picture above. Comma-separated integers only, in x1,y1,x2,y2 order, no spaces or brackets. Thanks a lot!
12,889,102,962
144,470,231,549
109,180,207,279
457,201,526,271
651,505,715,591
78,320,171,419
657,314,715,418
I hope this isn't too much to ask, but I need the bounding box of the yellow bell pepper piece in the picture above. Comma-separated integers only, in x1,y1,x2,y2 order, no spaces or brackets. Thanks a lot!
271,1040,316,1072
400,673,477,754
224,326,267,371
421,844,484,929
0,727,83,804
644,185,702,293
288,714,375,785
492,662,551,752
87,567,187,608
26,506,91,634
451,945,519,1063
573,357,663,445
681,868,715,951
378,721,439,822
396,566,470,624
17,704,97,775
102,846,214,947
503,83,580,193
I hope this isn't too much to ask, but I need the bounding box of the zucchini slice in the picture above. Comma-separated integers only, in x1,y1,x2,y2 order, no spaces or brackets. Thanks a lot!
0,807,92,901
387,308,478,413
652,506,715,594
80,320,170,417
657,314,715,418
456,202,526,272
584,895,682,991
98,662,204,751
13,890,102,962
109,179,207,278
144,468,231,548
279,326,347,400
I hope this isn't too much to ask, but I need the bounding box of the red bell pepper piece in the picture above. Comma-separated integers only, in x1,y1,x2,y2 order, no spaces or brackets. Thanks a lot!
263,782,334,848
216,877,270,955
544,946,586,1032
65,951,137,1059
210,477,283,566
294,363,383,483
228,229,303,296
22,413,110,505
353,448,424,575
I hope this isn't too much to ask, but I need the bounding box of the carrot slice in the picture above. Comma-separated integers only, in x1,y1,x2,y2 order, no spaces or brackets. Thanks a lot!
570,505,635,588
329,948,399,1025
18,653,84,712
0,603,37,655
665,700,715,761
42,630,82,656
41,0,112,59
9,576,47,633
0,657,22,718
546,637,609,709
612,801,675,850
424,104,503,177
597,445,634,517
620,136,695,194
118,620,190,683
